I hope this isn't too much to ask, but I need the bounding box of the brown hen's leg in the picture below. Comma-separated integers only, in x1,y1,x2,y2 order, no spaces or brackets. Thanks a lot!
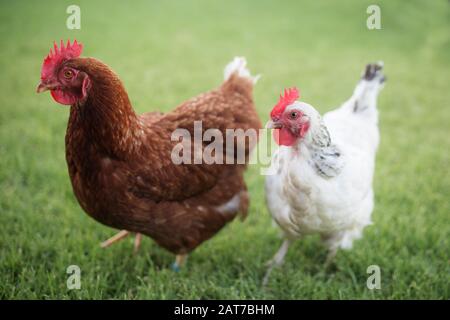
100,230,143,252
100,230,129,248
133,233,142,254
171,254,188,272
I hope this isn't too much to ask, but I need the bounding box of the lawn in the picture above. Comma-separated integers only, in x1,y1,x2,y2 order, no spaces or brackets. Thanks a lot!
0,0,449,299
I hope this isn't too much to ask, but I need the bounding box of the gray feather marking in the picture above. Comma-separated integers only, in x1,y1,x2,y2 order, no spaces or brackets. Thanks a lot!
309,119,344,178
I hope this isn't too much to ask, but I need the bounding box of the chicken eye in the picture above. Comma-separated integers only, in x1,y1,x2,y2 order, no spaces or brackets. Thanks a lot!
63,70,74,79
289,111,299,119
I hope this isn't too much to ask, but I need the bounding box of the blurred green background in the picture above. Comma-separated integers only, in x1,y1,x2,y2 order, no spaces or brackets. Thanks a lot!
0,0,449,299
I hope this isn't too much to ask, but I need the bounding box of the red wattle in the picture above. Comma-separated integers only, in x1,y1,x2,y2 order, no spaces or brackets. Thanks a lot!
50,89,78,105
273,128,297,146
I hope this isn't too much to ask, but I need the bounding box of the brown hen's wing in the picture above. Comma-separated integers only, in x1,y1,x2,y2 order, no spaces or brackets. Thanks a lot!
130,80,261,203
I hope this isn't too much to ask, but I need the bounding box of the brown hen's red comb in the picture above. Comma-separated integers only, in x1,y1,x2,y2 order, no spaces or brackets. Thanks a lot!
270,87,300,118
41,39,83,79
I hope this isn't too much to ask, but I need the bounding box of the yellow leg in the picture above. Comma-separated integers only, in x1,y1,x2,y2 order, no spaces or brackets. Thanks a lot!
100,230,142,253
133,233,142,254
172,254,188,272
100,230,129,248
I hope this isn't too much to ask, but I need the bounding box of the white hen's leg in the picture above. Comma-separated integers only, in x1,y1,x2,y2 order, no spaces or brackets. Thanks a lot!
263,239,291,286
323,227,366,267
325,246,339,268
322,232,342,267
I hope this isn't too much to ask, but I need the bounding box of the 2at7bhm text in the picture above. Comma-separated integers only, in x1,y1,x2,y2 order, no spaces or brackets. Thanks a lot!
174,304,275,317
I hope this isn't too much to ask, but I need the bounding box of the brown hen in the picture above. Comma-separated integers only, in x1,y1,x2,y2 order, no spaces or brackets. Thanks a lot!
37,40,261,269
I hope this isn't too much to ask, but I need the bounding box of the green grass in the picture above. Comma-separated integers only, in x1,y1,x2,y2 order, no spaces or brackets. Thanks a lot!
0,0,449,299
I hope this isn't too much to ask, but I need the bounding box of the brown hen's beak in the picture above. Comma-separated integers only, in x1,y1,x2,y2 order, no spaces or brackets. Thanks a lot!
265,120,282,129
36,82,48,93
36,80,58,93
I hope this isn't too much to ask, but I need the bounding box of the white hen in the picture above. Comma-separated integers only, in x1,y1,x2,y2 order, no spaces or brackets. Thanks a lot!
263,63,385,285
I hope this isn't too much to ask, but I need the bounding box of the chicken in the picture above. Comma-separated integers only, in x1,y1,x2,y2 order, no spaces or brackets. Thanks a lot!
36,40,262,269
263,63,385,284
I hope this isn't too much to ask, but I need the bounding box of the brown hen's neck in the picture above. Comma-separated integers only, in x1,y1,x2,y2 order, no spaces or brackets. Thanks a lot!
68,58,143,159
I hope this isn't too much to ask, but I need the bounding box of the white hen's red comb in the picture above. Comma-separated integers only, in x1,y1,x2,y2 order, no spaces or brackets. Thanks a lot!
41,39,83,79
270,87,300,119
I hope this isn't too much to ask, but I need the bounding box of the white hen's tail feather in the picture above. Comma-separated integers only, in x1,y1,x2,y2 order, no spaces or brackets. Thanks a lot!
224,57,260,84
346,61,385,115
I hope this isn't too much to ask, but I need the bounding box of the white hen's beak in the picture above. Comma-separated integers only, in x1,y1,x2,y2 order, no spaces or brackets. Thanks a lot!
265,120,282,129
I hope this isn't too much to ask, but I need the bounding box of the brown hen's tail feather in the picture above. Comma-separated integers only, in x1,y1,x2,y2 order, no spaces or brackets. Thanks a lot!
222,57,259,98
